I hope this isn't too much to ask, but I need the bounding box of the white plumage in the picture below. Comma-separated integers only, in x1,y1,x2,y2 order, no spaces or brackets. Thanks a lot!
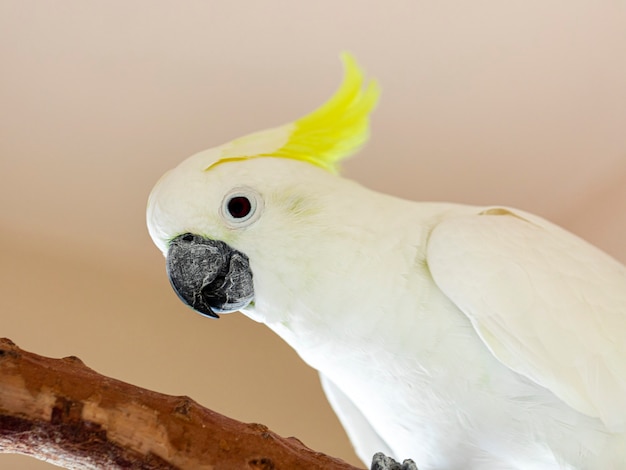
147,55,626,469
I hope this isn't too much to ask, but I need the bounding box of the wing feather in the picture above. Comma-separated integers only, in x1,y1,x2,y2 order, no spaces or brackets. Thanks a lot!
427,207,626,431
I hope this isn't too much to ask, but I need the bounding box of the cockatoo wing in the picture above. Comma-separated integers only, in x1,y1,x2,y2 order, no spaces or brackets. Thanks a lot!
427,207,626,431
319,373,394,463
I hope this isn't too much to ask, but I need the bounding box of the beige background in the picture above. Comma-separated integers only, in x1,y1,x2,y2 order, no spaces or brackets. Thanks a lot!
1,1,625,468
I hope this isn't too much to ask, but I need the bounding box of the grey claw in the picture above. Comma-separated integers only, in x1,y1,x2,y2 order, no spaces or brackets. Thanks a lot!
371,452,418,470
400,458,418,470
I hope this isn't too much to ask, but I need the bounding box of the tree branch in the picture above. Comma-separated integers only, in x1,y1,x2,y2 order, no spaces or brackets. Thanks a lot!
0,338,362,469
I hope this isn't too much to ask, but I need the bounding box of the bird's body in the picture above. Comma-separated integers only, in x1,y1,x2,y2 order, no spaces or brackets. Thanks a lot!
230,164,625,468
147,55,626,469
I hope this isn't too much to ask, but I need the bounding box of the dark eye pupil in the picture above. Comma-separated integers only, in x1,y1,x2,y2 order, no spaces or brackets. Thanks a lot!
227,196,252,218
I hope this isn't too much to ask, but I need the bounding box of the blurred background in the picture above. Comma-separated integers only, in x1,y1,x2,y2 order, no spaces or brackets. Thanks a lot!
1,1,625,468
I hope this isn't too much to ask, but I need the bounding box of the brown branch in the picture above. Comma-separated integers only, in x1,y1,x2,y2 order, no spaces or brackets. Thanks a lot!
0,338,362,469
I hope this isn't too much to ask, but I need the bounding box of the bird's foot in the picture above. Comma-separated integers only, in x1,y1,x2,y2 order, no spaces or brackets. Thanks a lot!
370,452,418,470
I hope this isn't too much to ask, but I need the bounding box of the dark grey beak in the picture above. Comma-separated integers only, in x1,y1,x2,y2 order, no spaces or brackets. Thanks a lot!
166,233,254,318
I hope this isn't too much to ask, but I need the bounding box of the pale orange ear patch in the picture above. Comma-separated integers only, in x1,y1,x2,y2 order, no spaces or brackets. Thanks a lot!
478,207,535,224
479,207,518,217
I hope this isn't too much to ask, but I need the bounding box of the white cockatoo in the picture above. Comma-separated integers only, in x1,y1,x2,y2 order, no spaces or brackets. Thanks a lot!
147,54,626,469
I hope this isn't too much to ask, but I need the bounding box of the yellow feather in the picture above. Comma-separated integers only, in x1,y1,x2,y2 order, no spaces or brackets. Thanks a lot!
207,53,380,174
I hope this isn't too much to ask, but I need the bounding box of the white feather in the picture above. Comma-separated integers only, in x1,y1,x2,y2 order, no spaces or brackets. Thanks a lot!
427,207,626,432
149,155,626,469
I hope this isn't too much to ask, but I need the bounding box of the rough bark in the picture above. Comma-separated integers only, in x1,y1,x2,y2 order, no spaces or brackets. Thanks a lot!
0,338,362,469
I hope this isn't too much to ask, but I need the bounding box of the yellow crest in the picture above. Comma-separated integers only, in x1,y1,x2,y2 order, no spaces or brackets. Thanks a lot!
208,53,380,174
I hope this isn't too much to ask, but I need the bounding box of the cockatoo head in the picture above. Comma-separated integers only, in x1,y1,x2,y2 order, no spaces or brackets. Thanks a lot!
147,54,379,321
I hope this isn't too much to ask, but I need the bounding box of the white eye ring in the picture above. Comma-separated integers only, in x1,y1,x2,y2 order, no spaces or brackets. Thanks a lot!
220,187,264,228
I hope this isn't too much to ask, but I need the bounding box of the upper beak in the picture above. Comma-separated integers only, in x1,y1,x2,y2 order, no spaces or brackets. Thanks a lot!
166,233,254,318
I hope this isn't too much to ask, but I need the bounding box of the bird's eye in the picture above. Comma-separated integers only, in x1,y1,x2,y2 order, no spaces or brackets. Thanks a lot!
221,187,263,228
227,196,252,219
